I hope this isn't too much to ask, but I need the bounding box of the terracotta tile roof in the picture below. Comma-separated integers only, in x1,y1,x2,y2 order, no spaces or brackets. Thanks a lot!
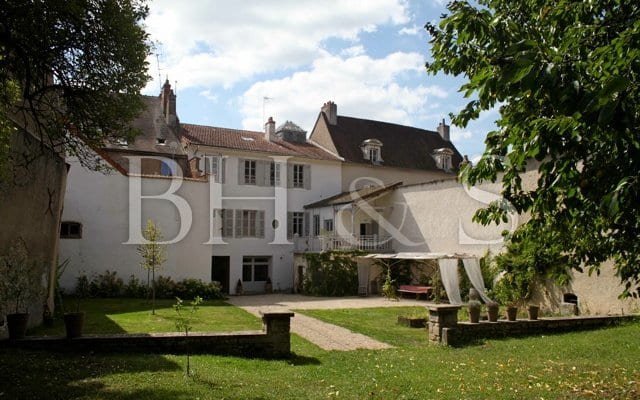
304,181,403,209
180,123,340,161
322,114,463,171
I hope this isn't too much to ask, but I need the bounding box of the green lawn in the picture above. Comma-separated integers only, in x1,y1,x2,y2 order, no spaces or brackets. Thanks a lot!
1,300,639,399
33,298,262,336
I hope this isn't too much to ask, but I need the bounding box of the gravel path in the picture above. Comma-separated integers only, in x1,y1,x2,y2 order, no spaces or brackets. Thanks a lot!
228,294,431,351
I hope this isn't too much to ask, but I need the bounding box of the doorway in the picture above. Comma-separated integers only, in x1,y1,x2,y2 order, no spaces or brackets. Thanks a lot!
211,256,230,294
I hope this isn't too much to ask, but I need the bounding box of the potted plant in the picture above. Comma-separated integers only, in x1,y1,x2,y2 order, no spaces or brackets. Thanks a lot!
528,304,540,320
493,278,519,321
0,239,44,340
235,279,243,295
468,300,481,323
486,301,499,322
265,277,273,294
64,274,88,339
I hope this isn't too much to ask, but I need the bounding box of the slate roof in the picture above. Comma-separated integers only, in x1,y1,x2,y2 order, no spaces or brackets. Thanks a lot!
180,123,340,161
304,181,403,209
319,114,463,171
104,95,185,156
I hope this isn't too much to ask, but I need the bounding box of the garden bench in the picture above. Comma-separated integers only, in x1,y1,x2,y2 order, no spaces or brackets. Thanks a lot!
398,285,433,299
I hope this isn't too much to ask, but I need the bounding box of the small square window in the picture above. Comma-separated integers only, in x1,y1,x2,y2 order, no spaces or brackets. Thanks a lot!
60,222,82,239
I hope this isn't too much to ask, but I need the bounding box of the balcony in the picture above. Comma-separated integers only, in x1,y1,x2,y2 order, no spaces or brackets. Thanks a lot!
293,235,393,253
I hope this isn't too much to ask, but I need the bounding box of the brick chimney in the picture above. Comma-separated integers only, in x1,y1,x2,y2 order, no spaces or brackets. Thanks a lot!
161,78,178,128
265,116,276,141
321,101,337,125
437,118,450,141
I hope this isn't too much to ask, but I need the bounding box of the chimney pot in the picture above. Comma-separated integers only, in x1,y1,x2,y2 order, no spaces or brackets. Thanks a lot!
321,101,337,125
265,117,276,141
437,118,450,141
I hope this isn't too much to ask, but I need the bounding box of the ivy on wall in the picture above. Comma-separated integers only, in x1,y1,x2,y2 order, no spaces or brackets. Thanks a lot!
302,251,364,297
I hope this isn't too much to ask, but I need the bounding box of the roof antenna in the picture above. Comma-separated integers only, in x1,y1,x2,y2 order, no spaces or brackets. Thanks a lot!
174,80,178,95
262,96,272,127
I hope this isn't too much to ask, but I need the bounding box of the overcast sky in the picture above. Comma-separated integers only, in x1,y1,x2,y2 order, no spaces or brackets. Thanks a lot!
142,0,497,161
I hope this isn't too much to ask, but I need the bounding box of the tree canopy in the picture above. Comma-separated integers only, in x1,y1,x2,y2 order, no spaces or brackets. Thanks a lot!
426,0,640,296
0,0,151,173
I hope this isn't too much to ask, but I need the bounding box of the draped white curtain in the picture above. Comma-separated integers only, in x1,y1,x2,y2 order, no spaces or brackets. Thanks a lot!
462,258,493,303
438,258,462,305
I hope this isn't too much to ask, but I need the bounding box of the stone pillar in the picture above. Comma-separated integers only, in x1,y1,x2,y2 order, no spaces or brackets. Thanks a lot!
427,304,460,344
261,311,294,357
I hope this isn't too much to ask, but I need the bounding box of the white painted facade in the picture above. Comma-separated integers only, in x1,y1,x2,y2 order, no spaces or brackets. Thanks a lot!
59,151,342,294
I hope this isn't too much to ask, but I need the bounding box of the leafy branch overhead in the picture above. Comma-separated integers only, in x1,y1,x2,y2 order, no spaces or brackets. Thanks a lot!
0,0,151,173
426,0,640,296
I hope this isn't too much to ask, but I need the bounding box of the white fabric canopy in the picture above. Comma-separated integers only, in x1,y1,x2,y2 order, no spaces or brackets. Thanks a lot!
438,258,462,305
463,258,493,303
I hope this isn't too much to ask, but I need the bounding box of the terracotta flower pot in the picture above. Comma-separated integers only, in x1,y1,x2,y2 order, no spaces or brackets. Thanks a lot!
528,305,540,320
506,306,518,321
487,304,499,322
7,313,29,340
64,312,85,339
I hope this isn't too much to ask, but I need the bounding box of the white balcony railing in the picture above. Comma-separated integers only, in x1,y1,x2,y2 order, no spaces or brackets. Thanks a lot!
294,235,393,253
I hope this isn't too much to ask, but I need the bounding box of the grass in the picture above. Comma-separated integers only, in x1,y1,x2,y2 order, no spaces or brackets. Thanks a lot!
1,300,639,399
33,298,262,336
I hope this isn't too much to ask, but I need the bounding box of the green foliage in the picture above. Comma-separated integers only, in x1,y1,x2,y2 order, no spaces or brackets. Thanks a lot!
0,1,151,172
88,270,124,298
381,266,398,300
138,220,167,314
76,272,222,300
375,259,413,287
426,0,640,297
174,296,203,376
123,275,149,298
303,251,362,296
0,238,44,314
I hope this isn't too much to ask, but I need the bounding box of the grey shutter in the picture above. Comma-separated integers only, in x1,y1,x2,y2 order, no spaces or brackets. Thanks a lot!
256,160,266,186
238,158,245,185
223,209,234,237
286,165,293,188
304,211,310,237
220,158,226,183
235,209,242,237
257,210,265,238
303,165,311,190
287,212,293,238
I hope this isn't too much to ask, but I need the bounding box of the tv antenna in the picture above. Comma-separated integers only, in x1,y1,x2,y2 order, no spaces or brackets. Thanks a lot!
262,96,273,126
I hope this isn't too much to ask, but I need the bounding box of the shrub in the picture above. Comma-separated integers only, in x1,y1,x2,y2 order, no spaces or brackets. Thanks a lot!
123,275,149,298
75,274,91,298
303,251,361,296
89,270,123,298
154,275,176,299
173,279,223,300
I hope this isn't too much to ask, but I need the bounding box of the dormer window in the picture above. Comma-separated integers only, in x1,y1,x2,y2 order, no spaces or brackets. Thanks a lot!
156,138,166,145
361,139,383,164
115,138,128,147
433,148,454,172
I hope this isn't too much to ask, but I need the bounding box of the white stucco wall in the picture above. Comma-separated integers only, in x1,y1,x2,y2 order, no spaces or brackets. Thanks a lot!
59,151,342,294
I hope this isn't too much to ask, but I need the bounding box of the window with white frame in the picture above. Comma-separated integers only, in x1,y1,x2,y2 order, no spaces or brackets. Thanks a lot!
292,164,304,188
291,212,304,236
244,160,256,184
270,162,281,186
235,209,265,238
361,139,383,164
242,256,270,282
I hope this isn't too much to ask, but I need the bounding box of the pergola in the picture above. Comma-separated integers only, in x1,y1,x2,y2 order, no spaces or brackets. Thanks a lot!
356,252,489,304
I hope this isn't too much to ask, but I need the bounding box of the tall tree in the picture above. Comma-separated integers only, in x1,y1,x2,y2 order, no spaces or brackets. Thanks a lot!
0,0,151,174
426,0,640,296
138,219,166,315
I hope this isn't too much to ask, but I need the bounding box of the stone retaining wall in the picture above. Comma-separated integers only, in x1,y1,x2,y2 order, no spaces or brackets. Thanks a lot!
0,311,293,359
427,304,638,347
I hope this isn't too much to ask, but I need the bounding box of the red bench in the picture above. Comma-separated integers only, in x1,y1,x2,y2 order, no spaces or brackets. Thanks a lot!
398,285,433,300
